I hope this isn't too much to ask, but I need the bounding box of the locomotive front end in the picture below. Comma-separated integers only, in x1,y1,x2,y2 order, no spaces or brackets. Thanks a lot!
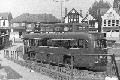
91,33,108,71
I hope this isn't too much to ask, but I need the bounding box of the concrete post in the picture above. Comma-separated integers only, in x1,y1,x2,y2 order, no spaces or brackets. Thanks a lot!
17,51,18,60
23,45,24,57
7,50,9,58
119,26,120,40
12,51,15,59
15,51,16,59
11,51,12,59
71,55,74,80
4,50,5,58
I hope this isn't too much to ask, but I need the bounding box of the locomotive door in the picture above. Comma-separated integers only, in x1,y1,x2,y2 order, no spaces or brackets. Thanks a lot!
63,39,89,66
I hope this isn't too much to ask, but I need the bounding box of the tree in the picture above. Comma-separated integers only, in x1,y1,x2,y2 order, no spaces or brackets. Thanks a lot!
89,0,110,19
113,0,120,8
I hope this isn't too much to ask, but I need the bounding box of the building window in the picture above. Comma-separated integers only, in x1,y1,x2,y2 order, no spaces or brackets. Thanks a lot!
104,20,106,26
70,15,73,19
112,20,115,26
74,15,76,18
68,14,79,23
108,20,111,26
55,27,61,32
116,20,119,26
114,30,119,32
22,23,25,26
27,24,31,27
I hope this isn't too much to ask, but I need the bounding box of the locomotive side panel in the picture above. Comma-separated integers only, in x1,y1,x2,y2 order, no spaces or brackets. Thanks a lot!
23,32,108,71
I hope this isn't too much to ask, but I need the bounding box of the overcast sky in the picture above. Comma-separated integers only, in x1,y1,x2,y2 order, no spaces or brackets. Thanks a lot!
0,0,114,18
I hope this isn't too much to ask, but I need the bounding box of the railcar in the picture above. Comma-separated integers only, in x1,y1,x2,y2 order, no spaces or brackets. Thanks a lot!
23,32,107,71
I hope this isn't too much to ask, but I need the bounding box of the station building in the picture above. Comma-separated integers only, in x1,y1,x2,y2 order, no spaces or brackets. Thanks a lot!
101,7,120,40
10,13,60,39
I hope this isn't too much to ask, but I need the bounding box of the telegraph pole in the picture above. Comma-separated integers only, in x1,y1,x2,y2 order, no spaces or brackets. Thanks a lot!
60,0,63,23
97,8,102,32
53,0,69,23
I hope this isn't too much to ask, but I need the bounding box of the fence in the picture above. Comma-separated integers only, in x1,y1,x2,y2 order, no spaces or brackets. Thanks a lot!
4,50,19,60
3,50,120,80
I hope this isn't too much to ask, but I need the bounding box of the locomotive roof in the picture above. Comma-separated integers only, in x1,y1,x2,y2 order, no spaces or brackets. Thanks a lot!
23,32,92,40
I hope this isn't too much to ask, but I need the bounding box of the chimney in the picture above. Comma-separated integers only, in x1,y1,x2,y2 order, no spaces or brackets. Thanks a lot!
65,8,67,16
80,10,82,16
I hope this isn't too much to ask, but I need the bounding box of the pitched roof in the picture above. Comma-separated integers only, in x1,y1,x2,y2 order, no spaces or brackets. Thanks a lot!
82,14,96,21
68,8,79,14
65,8,83,18
11,13,60,23
101,7,120,17
0,12,13,21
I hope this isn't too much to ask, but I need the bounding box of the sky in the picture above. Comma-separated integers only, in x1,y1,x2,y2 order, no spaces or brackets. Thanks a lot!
0,0,114,18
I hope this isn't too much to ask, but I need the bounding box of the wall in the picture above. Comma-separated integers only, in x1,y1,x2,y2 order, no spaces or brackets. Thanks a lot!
12,23,26,27
106,31,119,40
101,7,120,29
95,22,98,28
0,20,9,27
9,32,19,40
79,16,83,23
101,7,120,41
65,16,68,23
64,16,82,23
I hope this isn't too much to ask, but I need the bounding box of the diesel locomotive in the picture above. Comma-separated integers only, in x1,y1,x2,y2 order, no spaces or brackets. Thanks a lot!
23,32,107,71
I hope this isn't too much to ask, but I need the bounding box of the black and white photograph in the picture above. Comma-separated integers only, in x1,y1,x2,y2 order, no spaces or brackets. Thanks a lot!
0,0,120,80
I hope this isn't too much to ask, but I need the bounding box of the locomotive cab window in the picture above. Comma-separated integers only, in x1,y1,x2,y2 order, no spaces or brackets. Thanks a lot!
48,39,74,48
61,40,70,48
39,38,49,46
24,39,29,46
52,40,62,47
78,39,88,48
47,39,61,47
48,39,71,48
62,39,88,49
95,39,107,48
37,39,42,46
29,39,36,46
70,40,78,48
48,39,89,49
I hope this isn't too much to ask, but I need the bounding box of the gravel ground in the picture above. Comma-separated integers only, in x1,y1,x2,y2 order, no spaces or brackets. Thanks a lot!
0,43,55,80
